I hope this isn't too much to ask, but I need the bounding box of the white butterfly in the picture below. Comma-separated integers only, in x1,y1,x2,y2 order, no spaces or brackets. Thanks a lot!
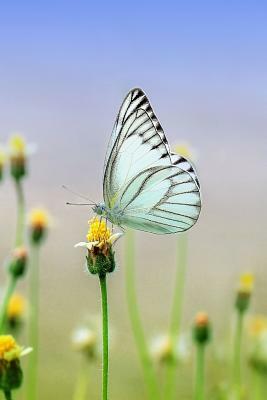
93,88,201,234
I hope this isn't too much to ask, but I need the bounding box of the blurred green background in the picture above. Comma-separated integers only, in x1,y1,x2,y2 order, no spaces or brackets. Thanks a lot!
0,1,266,398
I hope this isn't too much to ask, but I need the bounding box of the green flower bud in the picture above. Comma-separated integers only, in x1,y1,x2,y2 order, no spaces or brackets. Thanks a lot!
8,135,28,182
28,208,50,245
86,247,116,277
193,312,211,345
8,247,28,278
235,291,251,313
0,359,23,392
235,273,254,313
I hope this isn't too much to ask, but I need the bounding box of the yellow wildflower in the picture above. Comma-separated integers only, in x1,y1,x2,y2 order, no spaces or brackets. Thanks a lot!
239,273,254,294
174,142,195,161
29,208,49,230
249,316,267,337
28,208,50,244
7,294,26,320
9,134,26,156
75,217,122,276
0,148,6,167
193,312,211,344
87,217,111,244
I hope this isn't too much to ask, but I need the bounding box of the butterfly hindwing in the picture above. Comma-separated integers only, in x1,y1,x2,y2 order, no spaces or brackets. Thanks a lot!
119,165,201,234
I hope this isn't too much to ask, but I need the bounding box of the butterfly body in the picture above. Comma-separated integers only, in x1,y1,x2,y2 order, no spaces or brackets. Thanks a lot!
98,88,201,235
94,203,123,226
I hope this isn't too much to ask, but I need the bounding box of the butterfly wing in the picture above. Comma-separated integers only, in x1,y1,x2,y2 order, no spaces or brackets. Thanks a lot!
118,165,201,234
170,153,200,188
103,88,201,234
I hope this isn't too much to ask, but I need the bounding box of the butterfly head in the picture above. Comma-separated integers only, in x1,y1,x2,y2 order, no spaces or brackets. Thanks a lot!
93,203,107,217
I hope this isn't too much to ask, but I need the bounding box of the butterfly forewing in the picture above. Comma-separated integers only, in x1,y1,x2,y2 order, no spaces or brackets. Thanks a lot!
103,88,201,234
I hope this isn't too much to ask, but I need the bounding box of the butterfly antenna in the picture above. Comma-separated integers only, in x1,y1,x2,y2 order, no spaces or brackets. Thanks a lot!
62,185,96,205
66,202,94,206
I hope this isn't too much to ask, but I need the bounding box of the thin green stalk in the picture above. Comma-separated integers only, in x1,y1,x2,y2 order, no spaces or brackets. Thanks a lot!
26,244,41,400
73,359,90,400
0,275,17,333
99,274,109,400
194,344,205,400
253,370,262,400
3,391,12,400
125,229,160,400
15,180,25,247
164,233,188,399
233,310,244,397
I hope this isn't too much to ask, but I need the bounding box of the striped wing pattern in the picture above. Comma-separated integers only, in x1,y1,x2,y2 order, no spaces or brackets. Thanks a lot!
103,88,201,234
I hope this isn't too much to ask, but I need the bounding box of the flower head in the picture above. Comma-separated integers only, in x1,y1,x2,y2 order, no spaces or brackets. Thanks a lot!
150,333,190,364
72,327,97,358
8,133,34,181
7,294,26,330
0,147,6,181
72,316,103,360
173,142,196,162
249,324,267,376
239,273,254,294
0,336,22,362
8,247,28,278
193,312,211,344
236,273,254,313
28,208,50,244
249,316,267,337
75,217,122,276
9,135,26,157
0,335,31,393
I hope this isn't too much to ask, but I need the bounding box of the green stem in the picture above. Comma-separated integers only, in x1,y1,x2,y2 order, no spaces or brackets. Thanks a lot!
164,234,188,399
3,391,12,400
15,180,25,247
0,275,17,333
26,244,41,400
73,359,89,400
99,274,109,400
194,344,205,400
233,310,244,397
124,229,160,400
253,370,262,400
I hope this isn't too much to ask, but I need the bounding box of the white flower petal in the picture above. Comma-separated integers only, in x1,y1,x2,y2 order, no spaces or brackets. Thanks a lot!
21,347,33,357
74,242,88,248
109,232,123,245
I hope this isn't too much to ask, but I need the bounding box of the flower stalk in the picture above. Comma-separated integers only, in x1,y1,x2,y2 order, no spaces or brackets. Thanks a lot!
99,274,109,400
0,248,28,334
14,180,25,247
194,343,205,400
193,312,211,400
0,276,17,334
73,363,89,400
26,243,41,400
26,208,49,400
125,229,160,400
75,217,122,400
164,233,188,399
232,273,254,398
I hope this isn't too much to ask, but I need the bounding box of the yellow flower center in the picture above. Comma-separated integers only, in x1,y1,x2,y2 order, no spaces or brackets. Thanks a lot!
174,143,193,160
29,208,49,229
87,217,111,243
8,294,25,319
0,335,20,360
9,134,26,154
249,316,267,337
239,273,254,293
0,149,5,166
